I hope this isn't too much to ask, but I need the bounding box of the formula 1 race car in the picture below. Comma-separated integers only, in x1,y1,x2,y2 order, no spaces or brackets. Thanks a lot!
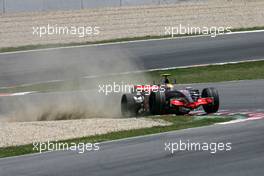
121,74,219,117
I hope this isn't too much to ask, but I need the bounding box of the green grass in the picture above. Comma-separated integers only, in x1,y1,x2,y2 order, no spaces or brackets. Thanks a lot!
0,116,233,158
147,60,264,84
1,60,264,93
1,26,263,53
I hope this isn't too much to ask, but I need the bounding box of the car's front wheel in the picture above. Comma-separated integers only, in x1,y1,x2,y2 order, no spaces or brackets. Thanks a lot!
201,87,219,113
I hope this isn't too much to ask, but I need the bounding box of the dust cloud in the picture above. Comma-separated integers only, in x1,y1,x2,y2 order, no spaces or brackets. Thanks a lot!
0,47,150,122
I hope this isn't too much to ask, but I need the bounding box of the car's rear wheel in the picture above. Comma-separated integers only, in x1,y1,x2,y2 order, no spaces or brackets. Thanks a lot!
202,87,219,113
121,94,137,117
149,91,166,115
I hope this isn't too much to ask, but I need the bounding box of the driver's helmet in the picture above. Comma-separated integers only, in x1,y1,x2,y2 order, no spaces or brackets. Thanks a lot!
166,83,174,90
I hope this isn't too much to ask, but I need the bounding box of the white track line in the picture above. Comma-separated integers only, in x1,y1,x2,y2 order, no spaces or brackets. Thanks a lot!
226,29,264,35
1,59,263,90
217,117,264,125
0,29,264,55
106,58,264,74
0,91,36,97
82,58,264,79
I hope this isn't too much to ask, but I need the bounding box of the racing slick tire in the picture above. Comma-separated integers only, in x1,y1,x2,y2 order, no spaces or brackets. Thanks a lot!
149,91,166,115
121,94,137,117
201,87,219,114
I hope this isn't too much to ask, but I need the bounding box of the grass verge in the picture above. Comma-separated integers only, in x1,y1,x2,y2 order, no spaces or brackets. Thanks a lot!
1,26,264,53
147,60,264,84
1,60,264,93
0,116,233,158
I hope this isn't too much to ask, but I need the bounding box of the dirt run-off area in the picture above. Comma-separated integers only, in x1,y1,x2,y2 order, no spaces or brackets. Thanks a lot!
1,0,264,48
0,118,170,147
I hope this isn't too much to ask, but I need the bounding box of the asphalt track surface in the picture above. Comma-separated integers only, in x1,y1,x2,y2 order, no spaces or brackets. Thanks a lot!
0,80,263,176
0,32,264,175
0,118,263,176
0,79,263,116
0,31,264,87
